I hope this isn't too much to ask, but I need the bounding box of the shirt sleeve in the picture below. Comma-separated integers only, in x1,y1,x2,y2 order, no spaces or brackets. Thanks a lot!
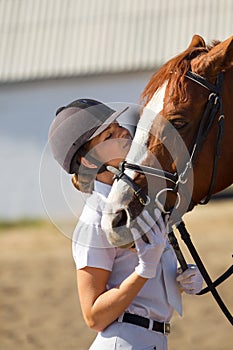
72,220,117,271
72,241,116,271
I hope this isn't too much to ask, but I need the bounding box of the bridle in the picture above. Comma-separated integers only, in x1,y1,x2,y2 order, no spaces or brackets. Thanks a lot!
107,70,233,325
109,71,225,209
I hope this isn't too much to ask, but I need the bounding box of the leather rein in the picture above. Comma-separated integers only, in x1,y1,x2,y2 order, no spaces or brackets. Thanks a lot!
107,70,233,325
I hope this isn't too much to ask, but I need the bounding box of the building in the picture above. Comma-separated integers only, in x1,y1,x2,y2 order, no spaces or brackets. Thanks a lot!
0,0,232,222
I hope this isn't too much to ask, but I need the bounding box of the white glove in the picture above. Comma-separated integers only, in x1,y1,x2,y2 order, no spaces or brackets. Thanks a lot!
131,209,168,279
176,264,203,294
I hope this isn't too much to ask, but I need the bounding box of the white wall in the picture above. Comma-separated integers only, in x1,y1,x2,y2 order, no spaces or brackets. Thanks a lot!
0,71,154,223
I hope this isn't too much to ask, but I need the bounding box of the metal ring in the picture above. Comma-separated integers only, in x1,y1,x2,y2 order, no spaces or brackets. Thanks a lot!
139,195,150,206
154,187,181,213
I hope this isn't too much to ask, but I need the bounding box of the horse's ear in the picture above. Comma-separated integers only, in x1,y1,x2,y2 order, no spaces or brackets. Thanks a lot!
193,36,233,77
188,34,206,49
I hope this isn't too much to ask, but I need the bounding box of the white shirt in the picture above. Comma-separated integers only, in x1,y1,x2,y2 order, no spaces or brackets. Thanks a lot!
72,180,182,322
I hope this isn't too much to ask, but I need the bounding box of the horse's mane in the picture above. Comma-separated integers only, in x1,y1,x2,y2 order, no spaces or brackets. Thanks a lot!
141,41,220,106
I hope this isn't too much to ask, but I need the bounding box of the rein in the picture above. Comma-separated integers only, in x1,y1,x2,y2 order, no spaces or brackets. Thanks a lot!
107,70,233,325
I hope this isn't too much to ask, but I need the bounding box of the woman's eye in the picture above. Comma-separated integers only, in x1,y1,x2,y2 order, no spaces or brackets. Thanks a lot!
105,133,112,140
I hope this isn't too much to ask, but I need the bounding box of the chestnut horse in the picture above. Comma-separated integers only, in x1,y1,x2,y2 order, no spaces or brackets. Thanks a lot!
102,34,233,245
101,35,233,324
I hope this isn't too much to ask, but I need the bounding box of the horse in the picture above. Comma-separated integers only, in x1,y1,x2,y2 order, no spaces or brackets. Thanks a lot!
101,34,233,324
101,34,233,247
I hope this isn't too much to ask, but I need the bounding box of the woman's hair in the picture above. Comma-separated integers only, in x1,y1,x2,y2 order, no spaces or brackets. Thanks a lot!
72,172,95,193
70,142,96,193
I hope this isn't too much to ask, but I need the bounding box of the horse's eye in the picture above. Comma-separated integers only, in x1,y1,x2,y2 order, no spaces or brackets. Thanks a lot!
170,119,187,130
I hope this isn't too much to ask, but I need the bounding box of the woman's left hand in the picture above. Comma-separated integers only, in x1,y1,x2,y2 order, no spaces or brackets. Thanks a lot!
176,264,203,294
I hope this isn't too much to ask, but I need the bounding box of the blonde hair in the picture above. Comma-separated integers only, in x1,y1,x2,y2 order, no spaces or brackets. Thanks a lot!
70,140,96,193
71,172,94,193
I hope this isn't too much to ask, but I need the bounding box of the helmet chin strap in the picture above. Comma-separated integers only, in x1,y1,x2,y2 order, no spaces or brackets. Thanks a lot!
84,154,107,174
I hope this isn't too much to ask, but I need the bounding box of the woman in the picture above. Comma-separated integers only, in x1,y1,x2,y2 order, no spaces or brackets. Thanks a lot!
48,98,203,350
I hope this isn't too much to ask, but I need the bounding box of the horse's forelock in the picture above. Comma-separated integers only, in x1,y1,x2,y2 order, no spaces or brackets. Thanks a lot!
141,45,213,106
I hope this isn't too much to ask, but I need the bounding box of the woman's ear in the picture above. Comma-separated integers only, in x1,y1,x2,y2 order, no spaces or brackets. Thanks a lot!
81,156,98,169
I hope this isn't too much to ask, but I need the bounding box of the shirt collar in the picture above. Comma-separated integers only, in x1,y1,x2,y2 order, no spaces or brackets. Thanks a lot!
94,180,112,197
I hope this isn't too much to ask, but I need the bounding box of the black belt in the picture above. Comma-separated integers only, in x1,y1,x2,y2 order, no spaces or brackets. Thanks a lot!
117,312,170,335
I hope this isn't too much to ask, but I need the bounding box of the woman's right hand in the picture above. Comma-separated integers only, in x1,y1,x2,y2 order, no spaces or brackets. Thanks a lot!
131,209,167,279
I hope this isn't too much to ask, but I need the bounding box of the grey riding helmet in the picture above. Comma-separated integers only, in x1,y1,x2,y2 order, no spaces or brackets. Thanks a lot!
48,98,129,173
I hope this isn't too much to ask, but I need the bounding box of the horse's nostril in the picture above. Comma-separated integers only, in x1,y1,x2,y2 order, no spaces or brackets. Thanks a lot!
112,209,128,228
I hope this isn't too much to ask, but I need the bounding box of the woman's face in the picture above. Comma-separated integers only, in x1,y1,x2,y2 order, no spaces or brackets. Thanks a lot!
87,122,132,168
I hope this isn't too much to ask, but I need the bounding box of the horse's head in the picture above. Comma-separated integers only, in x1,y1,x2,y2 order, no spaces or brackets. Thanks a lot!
102,34,233,247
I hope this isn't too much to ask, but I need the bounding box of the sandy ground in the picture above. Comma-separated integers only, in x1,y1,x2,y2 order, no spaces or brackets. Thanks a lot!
0,199,232,350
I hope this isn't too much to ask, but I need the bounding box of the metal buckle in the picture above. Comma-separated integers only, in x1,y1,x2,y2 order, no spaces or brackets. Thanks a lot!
164,323,170,335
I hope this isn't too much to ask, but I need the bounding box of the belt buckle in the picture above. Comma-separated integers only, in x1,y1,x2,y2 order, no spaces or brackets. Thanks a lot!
164,323,170,335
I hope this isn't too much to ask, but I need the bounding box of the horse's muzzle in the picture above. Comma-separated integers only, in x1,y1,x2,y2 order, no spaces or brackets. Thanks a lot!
101,208,134,248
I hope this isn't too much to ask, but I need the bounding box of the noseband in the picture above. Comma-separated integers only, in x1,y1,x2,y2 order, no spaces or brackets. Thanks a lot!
107,161,178,207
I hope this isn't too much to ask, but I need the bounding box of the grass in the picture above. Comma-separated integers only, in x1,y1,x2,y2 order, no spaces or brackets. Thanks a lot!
0,218,49,230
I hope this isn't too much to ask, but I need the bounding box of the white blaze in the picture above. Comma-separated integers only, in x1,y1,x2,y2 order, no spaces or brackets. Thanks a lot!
125,82,167,171
101,83,167,239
